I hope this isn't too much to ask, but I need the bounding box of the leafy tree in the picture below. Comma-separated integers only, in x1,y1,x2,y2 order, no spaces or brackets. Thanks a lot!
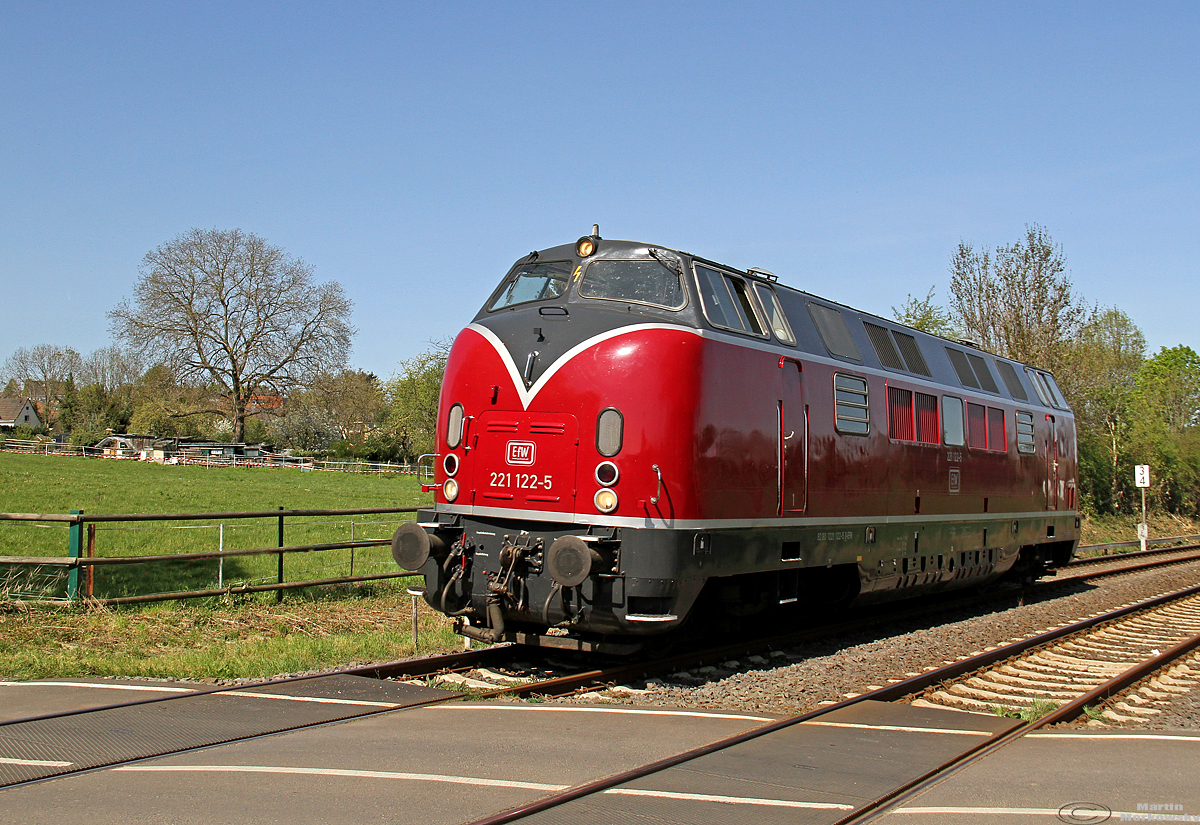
127,365,215,438
109,228,355,442
382,339,452,461
949,224,1092,373
1128,346,1200,515
310,370,386,442
1134,346,1200,435
892,287,956,338
1063,308,1146,513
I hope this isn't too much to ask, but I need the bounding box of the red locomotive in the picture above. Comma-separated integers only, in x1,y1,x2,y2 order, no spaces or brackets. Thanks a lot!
392,229,1079,652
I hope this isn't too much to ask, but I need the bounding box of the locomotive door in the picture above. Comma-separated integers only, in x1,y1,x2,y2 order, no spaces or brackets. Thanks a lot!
780,359,806,514
1046,414,1059,510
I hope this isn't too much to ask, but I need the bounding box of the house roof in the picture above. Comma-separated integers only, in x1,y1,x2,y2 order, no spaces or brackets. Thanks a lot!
0,397,37,425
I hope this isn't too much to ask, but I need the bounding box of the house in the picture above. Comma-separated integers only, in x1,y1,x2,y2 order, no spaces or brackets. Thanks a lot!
0,398,42,430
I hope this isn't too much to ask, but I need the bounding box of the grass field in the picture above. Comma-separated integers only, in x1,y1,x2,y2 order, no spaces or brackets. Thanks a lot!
0,583,463,680
0,452,460,680
0,451,434,600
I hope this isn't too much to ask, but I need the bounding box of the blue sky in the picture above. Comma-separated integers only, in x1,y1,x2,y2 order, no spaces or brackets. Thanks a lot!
2,2,1196,379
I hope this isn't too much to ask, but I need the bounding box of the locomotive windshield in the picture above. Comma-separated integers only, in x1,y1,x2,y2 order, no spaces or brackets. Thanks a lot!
487,261,572,310
578,259,686,310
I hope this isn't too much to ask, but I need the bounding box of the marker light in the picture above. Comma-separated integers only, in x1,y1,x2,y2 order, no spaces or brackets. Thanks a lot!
595,461,619,486
443,453,459,477
593,488,618,513
443,478,459,502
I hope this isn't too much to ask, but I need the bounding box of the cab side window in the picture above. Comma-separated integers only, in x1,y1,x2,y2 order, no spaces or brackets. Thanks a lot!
695,265,766,336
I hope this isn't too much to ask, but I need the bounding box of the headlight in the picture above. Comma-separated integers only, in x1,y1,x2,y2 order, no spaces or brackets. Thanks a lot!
576,236,598,257
443,478,459,502
593,488,618,513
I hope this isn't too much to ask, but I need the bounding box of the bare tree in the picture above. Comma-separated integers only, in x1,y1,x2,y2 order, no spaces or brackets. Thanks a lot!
109,228,354,442
949,224,1092,372
79,345,145,394
309,370,386,441
1,344,82,429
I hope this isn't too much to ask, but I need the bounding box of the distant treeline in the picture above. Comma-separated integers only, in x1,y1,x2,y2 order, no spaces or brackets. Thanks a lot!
895,224,1199,517
1,340,450,464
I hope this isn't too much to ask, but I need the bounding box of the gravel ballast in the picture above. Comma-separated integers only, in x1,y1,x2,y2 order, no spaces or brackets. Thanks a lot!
557,560,1200,728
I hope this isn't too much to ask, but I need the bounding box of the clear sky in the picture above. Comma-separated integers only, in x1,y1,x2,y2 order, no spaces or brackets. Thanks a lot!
2,2,1196,379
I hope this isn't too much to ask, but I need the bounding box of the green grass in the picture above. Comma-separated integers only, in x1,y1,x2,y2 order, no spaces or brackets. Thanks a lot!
1080,511,1200,548
992,699,1060,722
0,451,434,600
0,584,463,680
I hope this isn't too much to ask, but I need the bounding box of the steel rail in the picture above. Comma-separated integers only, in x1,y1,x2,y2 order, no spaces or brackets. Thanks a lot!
0,646,518,731
7,534,1199,718
1068,541,1200,567
0,646,535,790
1056,546,1200,582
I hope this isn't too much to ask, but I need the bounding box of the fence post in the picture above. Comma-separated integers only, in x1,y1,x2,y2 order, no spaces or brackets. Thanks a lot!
277,506,285,602
407,586,423,652
86,524,96,598
67,510,83,600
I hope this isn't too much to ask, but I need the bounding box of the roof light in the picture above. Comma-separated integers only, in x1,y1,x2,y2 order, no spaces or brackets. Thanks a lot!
576,225,601,258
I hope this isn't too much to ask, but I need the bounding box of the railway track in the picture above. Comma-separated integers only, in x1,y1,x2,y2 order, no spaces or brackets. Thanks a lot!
393,543,1200,700
2,545,1196,792
466,580,1200,825
1064,541,1200,575
917,591,1200,721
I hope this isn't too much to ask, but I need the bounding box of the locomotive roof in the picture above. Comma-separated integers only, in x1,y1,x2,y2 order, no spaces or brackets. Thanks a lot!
479,237,1072,414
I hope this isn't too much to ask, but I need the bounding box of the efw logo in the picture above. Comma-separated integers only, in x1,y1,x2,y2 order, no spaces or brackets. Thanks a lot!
506,441,536,466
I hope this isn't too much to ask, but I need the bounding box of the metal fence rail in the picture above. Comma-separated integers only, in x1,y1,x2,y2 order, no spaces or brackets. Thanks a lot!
0,507,420,605
0,438,418,474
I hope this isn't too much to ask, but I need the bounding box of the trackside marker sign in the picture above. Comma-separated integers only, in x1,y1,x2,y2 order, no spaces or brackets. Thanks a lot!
506,441,536,466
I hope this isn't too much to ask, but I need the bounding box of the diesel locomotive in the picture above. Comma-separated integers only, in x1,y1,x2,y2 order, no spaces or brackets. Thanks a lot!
391,229,1079,652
